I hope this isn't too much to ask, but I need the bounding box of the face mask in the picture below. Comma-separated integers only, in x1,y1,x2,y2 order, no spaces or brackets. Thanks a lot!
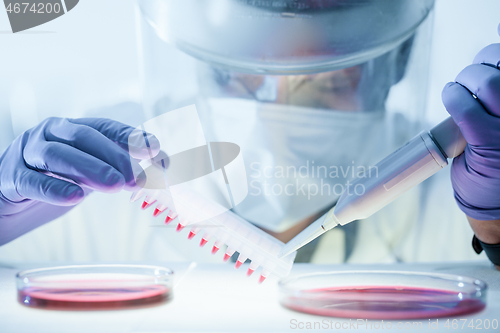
200,98,391,232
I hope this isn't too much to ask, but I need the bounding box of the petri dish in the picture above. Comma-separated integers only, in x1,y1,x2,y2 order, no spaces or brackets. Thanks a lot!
16,264,173,310
279,271,487,320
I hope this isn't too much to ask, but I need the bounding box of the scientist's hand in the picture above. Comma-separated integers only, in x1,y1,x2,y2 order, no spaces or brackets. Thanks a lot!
0,117,159,245
442,25,500,268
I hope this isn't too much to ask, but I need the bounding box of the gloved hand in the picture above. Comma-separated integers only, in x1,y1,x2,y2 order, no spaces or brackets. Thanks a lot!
0,117,159,245
441,27,500,222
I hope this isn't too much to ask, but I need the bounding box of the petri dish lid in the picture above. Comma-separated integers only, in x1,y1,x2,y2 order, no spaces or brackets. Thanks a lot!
16,264,173,310
279,270,487,320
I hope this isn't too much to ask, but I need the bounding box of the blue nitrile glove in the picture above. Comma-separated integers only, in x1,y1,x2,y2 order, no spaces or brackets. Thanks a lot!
441,26,500,221
0,117,159,245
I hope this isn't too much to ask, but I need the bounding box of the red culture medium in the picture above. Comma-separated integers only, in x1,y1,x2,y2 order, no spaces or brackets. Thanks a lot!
19,285,171,310
281,286,485,320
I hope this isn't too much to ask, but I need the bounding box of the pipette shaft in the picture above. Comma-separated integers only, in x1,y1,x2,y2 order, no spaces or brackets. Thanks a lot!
324,116,466,230
281,117,466,257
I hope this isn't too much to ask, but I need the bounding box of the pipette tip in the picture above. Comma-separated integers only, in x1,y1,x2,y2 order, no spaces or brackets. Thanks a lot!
130,190,144,202
279,218,329,257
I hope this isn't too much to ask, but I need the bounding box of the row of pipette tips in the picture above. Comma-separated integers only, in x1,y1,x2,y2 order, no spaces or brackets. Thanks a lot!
183,224,267,283
131,191,270,283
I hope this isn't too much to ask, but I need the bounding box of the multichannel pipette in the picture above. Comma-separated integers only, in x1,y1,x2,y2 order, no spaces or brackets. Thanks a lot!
128,105,297,283
131,185,297,283
280,117,467,257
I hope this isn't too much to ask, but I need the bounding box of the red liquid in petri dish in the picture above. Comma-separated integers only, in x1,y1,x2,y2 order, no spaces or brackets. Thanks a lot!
19,285,171,310
281,286,485,320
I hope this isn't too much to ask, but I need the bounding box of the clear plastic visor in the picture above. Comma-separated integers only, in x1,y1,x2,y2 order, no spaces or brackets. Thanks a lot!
138,0,434,75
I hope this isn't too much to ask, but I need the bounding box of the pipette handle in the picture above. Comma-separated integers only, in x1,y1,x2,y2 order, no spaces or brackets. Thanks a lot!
430,116,467,159
323,117,466,229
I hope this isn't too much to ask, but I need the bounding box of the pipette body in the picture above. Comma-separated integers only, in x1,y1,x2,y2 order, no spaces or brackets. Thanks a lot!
280,117,466,257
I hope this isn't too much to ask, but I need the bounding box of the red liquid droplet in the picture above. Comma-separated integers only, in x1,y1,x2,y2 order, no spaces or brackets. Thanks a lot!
235,261,243,269
165,216,173,225
247,268,254,276
153,208,161,217
200,238,208,247
188,231,196,240
223,253,231,262
258,275,266,284
176,224,185,232
211,246,219,255
141,201,150,209
280,286,486,319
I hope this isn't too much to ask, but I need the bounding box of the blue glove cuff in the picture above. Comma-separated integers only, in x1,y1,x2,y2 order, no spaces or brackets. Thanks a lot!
454,192,500,221
472,235,500,267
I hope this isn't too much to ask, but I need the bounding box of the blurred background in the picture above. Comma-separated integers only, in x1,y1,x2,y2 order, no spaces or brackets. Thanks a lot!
0,0,499,262
1,0,499,144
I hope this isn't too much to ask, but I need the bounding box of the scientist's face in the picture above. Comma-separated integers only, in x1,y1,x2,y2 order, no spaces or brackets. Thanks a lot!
208,66,364,111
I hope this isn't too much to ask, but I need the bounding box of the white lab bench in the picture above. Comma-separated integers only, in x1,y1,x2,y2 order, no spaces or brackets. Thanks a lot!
0,261,498,333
